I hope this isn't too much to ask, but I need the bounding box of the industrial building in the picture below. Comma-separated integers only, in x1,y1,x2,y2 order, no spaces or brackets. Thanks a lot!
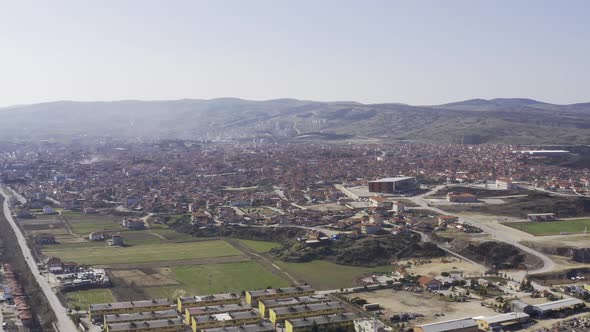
177,293,241,311
258,295,330,317
105,318,185,332
413,318,478,332
104,309,179,326
446,192,478,203
245,286,314,306
284,312,359,332
90,299,173,319
268,301,344,324
511,298,585,317
475,312,530,331
368,177,418,194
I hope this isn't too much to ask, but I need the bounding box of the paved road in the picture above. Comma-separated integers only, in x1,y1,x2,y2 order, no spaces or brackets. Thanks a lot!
407,185,556,275
0,187,77,332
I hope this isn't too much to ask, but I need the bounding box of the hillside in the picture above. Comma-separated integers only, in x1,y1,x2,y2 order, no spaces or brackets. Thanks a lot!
1,98,590,144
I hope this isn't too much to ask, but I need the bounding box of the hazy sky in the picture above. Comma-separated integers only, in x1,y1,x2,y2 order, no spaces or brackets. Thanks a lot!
1,0,589,106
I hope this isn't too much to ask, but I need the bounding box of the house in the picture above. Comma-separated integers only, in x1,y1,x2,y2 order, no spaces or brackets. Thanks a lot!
84,207,98,214
109,234,124,246
46,257,63,274
495,178,514,190
89,232,105,241
121,218,146,230
417,276,442,290
369,196,393,209
438,215,459,226
361,223,382,235
34,233,56,245
42,206,56,215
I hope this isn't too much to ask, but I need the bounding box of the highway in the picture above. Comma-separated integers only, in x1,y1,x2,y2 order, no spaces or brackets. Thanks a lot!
407,185,556,275
0,187,78,332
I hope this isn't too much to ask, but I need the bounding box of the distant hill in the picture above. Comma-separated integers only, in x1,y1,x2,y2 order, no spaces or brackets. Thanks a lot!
1,98,589,144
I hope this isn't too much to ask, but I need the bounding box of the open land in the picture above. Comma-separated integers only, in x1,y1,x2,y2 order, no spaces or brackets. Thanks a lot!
505,219,590,236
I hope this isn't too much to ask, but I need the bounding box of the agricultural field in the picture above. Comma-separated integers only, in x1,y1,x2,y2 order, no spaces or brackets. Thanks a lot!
65,288,115,309
142,261,290,299
61,211,124,235
276,260,395,290
237,239,281,253
505,218,590,236
42,240,244,266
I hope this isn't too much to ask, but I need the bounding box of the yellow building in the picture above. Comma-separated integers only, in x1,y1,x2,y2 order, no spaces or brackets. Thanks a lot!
269,301,344,325
191,310,260,332
285,313,358,332
104,310,179,327
105,318,184,332
259,295,330,317
177,293,241,312
246,286,314,306
90,299,173,320
184,303,252,325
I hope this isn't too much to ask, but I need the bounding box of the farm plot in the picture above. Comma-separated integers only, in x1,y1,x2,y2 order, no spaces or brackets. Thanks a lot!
65,288,115,309
42,240,244,266
237,239,281,253
276,260,395,290
143,261,290,299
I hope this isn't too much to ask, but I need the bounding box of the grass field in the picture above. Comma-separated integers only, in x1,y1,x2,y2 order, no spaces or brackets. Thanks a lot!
43,240,243,265
237,239,281,253
145,261,290,299
276,260,395,289
505,219,590,236
62,211,124,235
65,288,115,309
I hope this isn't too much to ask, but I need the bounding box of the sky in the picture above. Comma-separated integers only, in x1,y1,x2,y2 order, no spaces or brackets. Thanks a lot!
1,0,589,107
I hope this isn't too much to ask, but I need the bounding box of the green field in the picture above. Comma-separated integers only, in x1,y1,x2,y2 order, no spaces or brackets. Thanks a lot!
145,261,290,299
43,240,243,265
505,219,590,236
277,260,395,289
66,288,115,309
238,239,281,253
62,211,124,235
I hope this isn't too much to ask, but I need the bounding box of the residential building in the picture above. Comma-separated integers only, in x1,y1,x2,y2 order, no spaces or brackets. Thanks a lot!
184,303,251,325
90,299,173,319
246,286,314,306
190,310,260,332
105,318,184,332
104,309,179,326
258,295,330,317
269,301,344,324
417,276,443,290
177,293,241,312
527,213,557,222
284,312,359,332
201,322,275,332
495,178,514,190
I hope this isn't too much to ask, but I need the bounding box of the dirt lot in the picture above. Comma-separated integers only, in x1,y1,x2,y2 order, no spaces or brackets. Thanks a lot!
110,268,180,287
356,289,497,325
398,257,486,278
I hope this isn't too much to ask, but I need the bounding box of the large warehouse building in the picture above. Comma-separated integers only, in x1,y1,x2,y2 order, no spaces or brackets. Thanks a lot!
368,177,418,194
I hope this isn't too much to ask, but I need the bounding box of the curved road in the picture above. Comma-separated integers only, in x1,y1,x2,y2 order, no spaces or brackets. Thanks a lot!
0,187,77,332
408,185,556,275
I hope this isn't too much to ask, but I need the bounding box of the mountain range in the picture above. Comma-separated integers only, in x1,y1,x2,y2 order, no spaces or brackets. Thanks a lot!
1,98,589,144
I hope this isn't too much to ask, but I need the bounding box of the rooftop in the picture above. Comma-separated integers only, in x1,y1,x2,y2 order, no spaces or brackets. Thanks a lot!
107,318,184,332
416,318,477,332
